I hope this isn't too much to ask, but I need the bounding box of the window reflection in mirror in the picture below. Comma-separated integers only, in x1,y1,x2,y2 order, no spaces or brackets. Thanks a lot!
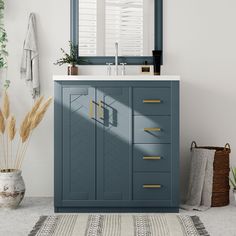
78,0,154,57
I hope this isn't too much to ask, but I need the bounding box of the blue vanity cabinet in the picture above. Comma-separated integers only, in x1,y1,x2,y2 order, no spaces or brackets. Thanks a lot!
61,86,96,201
133,88,171,115
96,88,132,201
54,80,179,212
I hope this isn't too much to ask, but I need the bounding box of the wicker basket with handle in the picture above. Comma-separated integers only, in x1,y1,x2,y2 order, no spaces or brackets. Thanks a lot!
191,141,231,207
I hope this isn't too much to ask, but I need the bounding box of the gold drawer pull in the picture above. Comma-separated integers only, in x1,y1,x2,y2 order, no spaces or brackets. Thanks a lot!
143,99,161,103
143,184,162,189
143,156,161,160
98,100,104,119
144,127,161,132
89,100,94,119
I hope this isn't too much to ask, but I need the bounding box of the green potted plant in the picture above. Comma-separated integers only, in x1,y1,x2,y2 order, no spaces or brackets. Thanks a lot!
0,0,7,69
54,41,82,75
0,0,10,89
229,167,236,202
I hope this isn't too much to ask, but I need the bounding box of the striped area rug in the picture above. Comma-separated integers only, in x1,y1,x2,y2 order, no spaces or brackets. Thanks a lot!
29,214,209,236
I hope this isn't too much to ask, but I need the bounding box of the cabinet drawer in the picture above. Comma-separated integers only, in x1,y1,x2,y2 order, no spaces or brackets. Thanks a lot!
133,144,171,172
133,88,171,116
133,173,171,200
134,116,171,143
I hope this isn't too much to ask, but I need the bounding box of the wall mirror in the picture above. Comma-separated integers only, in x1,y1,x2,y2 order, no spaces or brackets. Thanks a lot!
71,0,163,64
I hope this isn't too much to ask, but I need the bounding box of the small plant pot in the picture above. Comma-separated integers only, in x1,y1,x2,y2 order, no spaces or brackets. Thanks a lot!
0,169,25,209
68,65,78,75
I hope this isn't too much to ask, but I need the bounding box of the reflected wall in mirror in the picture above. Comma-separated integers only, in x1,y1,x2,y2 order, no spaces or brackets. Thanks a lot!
78,0,154,57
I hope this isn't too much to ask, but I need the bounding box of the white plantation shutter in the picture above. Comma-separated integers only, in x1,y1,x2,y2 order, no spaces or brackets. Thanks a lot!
105,0,143,56
78,0,150,57
79,0,97,56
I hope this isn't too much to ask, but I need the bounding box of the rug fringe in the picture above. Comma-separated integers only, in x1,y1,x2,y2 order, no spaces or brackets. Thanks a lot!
28,216,48,236
190,215,210,236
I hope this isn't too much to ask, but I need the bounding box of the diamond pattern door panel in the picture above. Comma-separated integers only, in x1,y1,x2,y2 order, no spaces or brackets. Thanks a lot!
62,87,96,201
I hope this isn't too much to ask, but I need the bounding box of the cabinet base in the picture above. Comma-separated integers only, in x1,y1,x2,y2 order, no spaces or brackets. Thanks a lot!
54,207,179,213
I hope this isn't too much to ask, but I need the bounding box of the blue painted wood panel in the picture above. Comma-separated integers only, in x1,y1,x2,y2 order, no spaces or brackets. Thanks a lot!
56,207,178,213
170,81,180,207
54,82,63,207
133,116,171,143
60,81,171,89
96,87,132,200
54,80,179,212
133,173,171,201
62,87,96,200
133,144,171,172
133,88,171,116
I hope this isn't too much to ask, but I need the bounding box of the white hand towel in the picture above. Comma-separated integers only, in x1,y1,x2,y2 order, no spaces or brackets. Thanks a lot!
20,13,40,99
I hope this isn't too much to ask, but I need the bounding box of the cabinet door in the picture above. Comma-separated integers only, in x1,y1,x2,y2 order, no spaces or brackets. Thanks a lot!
62,87,96,201
96,87,131,200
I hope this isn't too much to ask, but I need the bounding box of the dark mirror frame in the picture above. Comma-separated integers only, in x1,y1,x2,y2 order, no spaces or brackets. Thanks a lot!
71,0,163,65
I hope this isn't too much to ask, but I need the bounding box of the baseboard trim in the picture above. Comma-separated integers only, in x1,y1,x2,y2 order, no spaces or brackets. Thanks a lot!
54,207,179,213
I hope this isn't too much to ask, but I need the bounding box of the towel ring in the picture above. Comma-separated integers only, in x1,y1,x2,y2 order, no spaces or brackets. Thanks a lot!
190,141,198,151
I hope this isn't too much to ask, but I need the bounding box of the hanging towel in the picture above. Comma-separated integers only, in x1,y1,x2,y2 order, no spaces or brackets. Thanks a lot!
181,148,215,211
20,13,40,99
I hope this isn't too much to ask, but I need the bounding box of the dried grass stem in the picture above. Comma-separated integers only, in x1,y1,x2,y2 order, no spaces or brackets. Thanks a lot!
0,93,52,171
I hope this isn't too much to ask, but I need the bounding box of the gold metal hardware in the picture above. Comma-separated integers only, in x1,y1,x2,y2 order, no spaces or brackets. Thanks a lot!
98,100,104,119
144,128,161,132
143,156,161,160
143,184,162,189
143,99,161,103
89,100,94,119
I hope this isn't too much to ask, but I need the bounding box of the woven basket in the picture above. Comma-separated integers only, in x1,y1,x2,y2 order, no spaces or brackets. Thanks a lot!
191,141,231,207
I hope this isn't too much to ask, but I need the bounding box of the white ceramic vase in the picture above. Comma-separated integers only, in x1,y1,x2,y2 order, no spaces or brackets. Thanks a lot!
0,170,25,209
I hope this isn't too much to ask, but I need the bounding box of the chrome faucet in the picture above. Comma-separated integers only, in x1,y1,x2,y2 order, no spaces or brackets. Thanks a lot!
106,63,113,76
120,63,127,76
115,42,119,75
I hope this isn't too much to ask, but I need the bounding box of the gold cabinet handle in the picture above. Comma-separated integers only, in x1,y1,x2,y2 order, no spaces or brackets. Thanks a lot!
144,128,161,132
143,99,161,103
98,100,104,119
89,100,94,119
143,184,162,189
143,156,161,160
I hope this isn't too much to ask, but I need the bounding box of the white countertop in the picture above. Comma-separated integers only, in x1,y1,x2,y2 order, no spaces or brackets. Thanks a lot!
53,75,180,81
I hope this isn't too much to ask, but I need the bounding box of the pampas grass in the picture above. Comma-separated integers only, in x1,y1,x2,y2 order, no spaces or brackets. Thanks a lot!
20,112,31,143
0,110,5,170
29,96,44,120
2,91,9,119
0,93,52,172
17,98,52,169
7,115,16,169
0,111,5,134
8,115,16,141
31,98,52,129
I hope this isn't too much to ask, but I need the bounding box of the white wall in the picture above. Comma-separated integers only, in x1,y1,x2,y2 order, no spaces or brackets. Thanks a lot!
4,0,69,196
162,0,236,199
4,0,236,197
